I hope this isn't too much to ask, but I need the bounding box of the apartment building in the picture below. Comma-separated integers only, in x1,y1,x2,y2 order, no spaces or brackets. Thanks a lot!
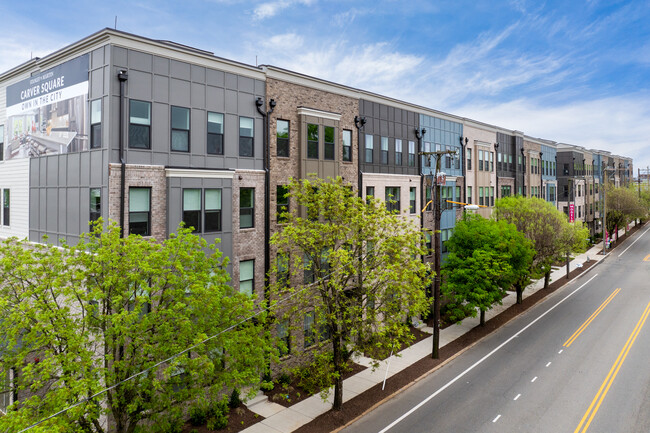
0,27,636,294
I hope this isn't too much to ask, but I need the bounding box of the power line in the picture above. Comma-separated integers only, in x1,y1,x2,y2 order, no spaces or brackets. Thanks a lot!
16,279,318,433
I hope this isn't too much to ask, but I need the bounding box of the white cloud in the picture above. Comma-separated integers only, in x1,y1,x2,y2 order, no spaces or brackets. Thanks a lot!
456,96,650,170
253,0,315,21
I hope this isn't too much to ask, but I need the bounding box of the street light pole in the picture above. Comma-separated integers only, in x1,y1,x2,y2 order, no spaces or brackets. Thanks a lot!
420,148,457,359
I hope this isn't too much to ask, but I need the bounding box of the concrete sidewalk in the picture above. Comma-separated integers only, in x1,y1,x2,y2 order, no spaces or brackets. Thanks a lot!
242,222,637,433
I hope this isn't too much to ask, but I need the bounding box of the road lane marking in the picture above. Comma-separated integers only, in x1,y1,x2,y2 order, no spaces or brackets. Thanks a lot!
559,349,563,354
574,300,650,433
514,394,521,401
492,415,501,423
563,288,621,347
644,254,650,262
531,376,538,382
618,224,650,257
546,362,552,367
377,273,598,433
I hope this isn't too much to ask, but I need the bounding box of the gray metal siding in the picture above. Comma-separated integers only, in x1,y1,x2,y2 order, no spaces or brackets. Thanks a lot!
359,99,419,175
110,46,265,171
29,46,111,245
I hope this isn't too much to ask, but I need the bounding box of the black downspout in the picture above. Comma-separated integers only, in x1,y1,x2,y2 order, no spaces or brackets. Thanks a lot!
555,155,558,210
494,143,499,199
521,147,526,197
354,116,366,197
460,136,467,205
117,70,128,238
416,128,426,234
537,152,546,201
256,97,275,301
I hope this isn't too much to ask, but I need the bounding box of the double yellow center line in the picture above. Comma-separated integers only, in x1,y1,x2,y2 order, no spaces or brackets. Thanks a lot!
574,300,650,433
563,288,621,348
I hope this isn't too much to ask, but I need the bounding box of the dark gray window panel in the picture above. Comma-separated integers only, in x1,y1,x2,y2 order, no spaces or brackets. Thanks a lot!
359,99,418,175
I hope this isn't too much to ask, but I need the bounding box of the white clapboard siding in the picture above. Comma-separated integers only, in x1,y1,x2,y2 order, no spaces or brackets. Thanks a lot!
0,158,30,239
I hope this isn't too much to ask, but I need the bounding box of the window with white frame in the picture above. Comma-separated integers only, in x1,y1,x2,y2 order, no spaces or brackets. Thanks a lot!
90,99,102,149
129,187,150,236
239,260,254,295
365,134,373,163
207,112,224,155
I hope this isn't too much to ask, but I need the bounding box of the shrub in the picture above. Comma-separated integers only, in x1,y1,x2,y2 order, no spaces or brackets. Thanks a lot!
189,404,207,426
229,388,242,409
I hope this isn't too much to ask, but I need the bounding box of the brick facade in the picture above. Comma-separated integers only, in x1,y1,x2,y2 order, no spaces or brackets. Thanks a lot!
108,163,167,240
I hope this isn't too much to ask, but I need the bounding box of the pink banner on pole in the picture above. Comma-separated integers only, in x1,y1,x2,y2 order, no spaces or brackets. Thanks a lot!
569,204,575,222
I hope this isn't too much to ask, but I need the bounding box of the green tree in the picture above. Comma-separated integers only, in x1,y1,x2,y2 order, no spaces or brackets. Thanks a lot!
269,177,430,411
605,184,647,239
442,214,534,324
494,196,587,292
0,223,271,433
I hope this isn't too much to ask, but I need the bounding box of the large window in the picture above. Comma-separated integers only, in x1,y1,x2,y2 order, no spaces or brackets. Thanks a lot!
90,99,102,149
489,152,494,171
0,125,3,160
365,134,373,163
277,119,290,157
277,185,289,223
342,129,352,162
239,117,254,157
240,188,255,229
490,187,495,206
366,186,375,203
207,112,224,155
324,126,335,160
2,189,9,226
205,189,222,232
277,319,290,356
467,186,472,204
395,139,402,165
239,260,254,295
90,188,101,223
410,187,417,214
182,189,201,233
381,137,388,164
304,311,316,348
408,141,416,167
277,253,289,286
385,187,400,213
467,148,472,170
478,150,484,171
129,187,151,236
307,123,319,159
479,186,484,206
129,100,151,149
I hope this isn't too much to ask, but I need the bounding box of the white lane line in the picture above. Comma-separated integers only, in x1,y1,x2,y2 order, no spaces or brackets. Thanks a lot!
514,394,521,401
546,362,552,367
558,349,563,354
493,415,501,423
531,376,538,383
618,225,650,257
377,273,599,433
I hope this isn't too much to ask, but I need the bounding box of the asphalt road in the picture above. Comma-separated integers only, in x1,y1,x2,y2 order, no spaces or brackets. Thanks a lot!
342,224,650,433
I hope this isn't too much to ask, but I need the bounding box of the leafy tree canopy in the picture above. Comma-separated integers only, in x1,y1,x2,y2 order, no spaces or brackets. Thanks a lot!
0,223,272,433
269,176,431,410
442,214,534,323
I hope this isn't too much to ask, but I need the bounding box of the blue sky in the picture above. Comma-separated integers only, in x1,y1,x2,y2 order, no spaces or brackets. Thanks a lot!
1,0,648,172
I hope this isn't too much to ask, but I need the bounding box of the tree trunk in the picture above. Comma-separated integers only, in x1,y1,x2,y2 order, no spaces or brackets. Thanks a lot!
480,309,485,326
544,271,551,289
516,286,523,304
332,335,343,411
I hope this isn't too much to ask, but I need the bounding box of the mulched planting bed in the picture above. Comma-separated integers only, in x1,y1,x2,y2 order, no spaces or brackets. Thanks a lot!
292,225,648,433
363,325,431,360
265,361,367,408
181,403,261,433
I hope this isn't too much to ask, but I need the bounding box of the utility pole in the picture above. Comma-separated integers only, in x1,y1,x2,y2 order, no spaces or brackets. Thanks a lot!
421,148,457,359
